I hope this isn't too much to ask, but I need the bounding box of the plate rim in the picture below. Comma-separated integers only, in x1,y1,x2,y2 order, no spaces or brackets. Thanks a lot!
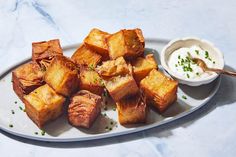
0,40,221,142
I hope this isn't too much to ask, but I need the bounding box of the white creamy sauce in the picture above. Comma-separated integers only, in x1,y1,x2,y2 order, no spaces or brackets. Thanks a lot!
168,45,216,79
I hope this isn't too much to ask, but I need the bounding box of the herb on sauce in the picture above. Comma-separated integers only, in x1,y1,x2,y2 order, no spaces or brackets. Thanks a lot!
11,110,15,114
182,95,187,100
9,124,13,128
41,130,46,136
34,132,38,135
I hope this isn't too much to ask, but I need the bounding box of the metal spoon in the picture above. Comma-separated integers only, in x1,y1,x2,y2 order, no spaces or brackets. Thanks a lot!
192,58,236,77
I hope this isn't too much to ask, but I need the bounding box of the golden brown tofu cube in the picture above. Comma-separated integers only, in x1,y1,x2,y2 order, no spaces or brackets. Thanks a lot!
68,90,102,128
71,44,102,67
24,84,66,128
96,57,130,77
79,67,104,95
116,93,147,125
12,62,44,102
32,39,63,69
132,54,158,83
84,28,110,60
107,28,145,60
140,69,178,112
44,56,79,96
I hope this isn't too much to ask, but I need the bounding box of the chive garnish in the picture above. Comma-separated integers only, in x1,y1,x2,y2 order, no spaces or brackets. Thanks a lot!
19,106,23,110
11,110,15,114
34,132,38,135
9,124,13,128
195,50,199,55
187,74,190,78
14,101,17,104
112,108,116,111
104,107,108,111
41,130,45,136
213,61,216,64
110,121,114,125
182,95,187,100
178,55,181,59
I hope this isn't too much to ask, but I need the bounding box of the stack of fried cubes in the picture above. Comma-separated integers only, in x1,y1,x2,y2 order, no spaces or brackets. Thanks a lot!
12,28,178,129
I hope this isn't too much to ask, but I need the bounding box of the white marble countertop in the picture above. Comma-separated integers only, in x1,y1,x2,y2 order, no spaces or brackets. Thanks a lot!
1,0,236,156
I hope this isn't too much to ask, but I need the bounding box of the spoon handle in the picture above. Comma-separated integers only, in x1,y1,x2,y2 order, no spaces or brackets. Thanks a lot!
207,68,236,77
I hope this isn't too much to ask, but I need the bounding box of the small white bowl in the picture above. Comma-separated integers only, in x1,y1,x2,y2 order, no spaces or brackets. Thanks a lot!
161,37,224,86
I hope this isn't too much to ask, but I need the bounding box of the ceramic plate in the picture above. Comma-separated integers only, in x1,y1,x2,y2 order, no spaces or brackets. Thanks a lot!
0,39,221,142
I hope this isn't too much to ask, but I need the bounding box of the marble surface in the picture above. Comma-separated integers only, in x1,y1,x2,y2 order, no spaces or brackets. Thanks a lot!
1,0,236,156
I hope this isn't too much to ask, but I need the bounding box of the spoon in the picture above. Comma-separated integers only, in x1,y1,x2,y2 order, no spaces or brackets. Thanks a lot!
192,58,236,77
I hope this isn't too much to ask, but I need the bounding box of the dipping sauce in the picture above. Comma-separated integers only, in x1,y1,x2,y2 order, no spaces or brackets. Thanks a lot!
168,45,216,79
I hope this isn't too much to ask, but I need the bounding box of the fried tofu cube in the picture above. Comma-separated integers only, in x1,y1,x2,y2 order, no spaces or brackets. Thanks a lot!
44,56,79,96
68,90,102,128
116,93,147,125
96,57,139,101
71,44,102,67
32,39,63,69
84,28,110,60
96,56,130,77
132,54,158,83
107,28,145,60
79,67,104,95
12,62,44,101
140,69,178,112
24,84,66,128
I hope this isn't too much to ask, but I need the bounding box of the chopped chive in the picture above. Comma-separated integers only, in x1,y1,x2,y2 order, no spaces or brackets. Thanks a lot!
178,55,181,59
110,121,114,125
195,50,199,55
109,128,112,131
19,106,23,110
88,64,95,71
104,107,108,111
14,101,17,104
205,51,209,58
11,110,15,114
182,95,187,100
112,108,116,111
34,132,38,135
9,124,13,128
103,113,107,116
41,130,45,136
213,61,216,64
196,72,200,76
187,74,190,78
105,126,109,130
175,64,178,67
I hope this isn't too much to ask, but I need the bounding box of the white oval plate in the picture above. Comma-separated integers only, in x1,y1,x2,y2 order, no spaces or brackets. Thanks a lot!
0,39,221,142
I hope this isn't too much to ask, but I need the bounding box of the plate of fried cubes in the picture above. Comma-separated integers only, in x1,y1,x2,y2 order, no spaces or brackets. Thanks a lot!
0,28,221,142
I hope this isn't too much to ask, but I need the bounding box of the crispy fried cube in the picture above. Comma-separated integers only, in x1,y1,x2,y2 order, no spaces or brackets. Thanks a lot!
12,62,44,101
79,67,104,95
107,28,145,60
71,44,102,67
32,39,63,69
96,57,139,101
132,54,158,83
68,90,102,128
84,28,110,60
24,84,66,128
116,93,147,125
140,69,178,112
44,56,79,96
96,57,130,77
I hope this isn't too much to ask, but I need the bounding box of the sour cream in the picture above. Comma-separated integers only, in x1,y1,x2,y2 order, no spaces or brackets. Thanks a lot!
167,45,216,79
